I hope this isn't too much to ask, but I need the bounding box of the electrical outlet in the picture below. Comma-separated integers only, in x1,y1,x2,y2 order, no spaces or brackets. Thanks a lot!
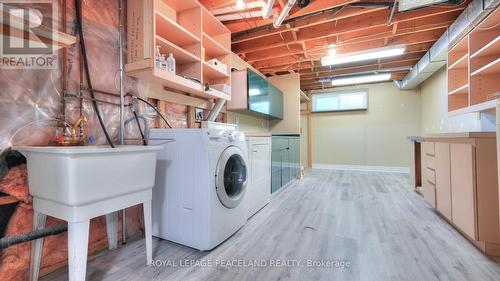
235,116,239,125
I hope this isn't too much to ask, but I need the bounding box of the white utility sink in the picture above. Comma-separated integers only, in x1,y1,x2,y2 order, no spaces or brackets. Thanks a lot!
14,145,161,206
15,145,161,281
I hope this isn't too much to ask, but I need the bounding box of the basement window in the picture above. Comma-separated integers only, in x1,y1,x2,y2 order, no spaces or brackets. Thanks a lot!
312,90,368,112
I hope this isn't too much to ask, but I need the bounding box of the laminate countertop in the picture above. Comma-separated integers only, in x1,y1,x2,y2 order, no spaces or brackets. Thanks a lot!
244,132,272,137
408,132,496,142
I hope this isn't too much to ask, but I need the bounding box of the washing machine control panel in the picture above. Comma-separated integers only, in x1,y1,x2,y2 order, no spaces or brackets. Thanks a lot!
207,130,245,142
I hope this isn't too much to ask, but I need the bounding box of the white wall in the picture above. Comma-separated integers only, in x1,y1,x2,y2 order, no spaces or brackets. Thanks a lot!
421,67,483,133
268,73,301,134
310,82,421,171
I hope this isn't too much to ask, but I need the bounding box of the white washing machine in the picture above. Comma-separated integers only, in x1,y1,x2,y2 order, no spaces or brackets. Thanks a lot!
148,128,248,251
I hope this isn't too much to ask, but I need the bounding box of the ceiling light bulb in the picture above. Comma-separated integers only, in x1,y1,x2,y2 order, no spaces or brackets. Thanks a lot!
236,0,246,10
328,48,336,56
331,73,391,86
321,45,406,66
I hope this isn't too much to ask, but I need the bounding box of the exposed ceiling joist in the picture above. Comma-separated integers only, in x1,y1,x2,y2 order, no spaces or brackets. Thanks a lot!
199,0,469,91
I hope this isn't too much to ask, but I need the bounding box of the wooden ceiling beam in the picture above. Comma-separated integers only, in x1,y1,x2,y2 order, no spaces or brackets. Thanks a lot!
254,27,443,70
297,58,420,81
297,51,424,76
256,46,426,71
224,0,358,33
232,5,464,53
301,71,408,90
232,6,384,43
245,18,449,66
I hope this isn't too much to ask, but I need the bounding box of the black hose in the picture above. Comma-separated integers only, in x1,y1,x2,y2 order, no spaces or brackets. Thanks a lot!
133,111,147,145
0,224,67,249
74,0,115,148
126,93,173,129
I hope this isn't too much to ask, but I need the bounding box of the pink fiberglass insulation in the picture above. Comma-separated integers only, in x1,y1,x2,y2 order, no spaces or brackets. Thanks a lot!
0,0,188,279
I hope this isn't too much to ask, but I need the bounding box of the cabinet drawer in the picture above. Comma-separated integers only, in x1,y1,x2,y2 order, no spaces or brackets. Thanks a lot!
422,142,435,156
423,167,436,185
422,180,436,208
422,153,435,170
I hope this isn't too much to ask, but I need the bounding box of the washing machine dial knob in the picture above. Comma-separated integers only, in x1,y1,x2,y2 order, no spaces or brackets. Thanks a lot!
228,131,237,142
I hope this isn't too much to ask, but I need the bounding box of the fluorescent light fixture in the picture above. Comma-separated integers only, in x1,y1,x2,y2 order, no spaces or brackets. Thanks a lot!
236,0,246,10
321,45,406,66
331,73,391,86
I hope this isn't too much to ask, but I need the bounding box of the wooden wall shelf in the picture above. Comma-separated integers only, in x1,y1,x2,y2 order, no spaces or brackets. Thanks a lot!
448,54,468,70
471,36,500,59
471,58,500,76
449,84,469,96
447,8,499,114
126,0,231,101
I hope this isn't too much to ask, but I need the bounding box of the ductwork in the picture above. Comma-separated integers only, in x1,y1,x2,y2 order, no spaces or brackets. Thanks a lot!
274,0,297,28
263,0,276,19
206,99,226,122
394,0,499,90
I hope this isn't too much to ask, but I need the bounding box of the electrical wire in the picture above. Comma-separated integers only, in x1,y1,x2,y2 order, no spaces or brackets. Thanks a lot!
126,93,173,129
133,111,147,145
74,0,115,148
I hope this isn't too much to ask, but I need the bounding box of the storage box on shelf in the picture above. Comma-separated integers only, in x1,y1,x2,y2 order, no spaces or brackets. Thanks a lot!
126,0,231,101
448,8,500,115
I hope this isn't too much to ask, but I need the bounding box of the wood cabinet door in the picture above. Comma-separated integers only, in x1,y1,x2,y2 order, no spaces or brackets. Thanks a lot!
435,143,452,220
450,143,476,240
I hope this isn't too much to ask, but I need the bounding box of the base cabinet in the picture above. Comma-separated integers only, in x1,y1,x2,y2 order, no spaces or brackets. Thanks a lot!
450,143,476,240
247,139,272,217
271,135,300,194
418,133,499,256
435,143,452,220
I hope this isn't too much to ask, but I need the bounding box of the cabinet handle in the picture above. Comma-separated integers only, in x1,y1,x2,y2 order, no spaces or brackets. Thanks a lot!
252,150,258,153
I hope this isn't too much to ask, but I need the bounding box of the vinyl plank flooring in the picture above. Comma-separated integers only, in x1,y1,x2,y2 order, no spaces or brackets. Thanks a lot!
41,170,500,281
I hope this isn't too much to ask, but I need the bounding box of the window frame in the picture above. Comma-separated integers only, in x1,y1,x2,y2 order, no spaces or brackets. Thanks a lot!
311,89,369,113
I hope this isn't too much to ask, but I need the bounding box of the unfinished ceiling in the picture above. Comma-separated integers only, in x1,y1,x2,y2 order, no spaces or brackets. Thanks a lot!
199,0,469,91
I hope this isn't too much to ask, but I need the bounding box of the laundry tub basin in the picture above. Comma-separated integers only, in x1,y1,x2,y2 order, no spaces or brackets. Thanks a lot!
15,145,161,206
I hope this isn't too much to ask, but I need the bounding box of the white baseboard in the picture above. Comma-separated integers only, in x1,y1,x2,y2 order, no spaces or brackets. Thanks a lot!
312,164,410,174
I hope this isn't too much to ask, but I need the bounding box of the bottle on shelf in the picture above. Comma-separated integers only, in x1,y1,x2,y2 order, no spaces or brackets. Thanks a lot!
155,46,162,69
167,53,176,74
161,54,167,71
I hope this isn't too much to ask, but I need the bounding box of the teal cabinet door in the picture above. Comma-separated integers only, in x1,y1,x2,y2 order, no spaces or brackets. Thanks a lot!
289,137,300,179
271,136,300,193
281,146,291,187
271,148,282,193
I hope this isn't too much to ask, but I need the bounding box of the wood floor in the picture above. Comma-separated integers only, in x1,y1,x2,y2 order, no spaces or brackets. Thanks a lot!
42,170,500,281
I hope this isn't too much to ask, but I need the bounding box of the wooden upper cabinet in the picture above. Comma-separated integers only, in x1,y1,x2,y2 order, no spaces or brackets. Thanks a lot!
450,143,476,240
435,143,451,221
447,8,499,114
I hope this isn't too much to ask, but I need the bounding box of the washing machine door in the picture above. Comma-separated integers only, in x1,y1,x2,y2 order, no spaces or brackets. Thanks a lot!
215,146,248,209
